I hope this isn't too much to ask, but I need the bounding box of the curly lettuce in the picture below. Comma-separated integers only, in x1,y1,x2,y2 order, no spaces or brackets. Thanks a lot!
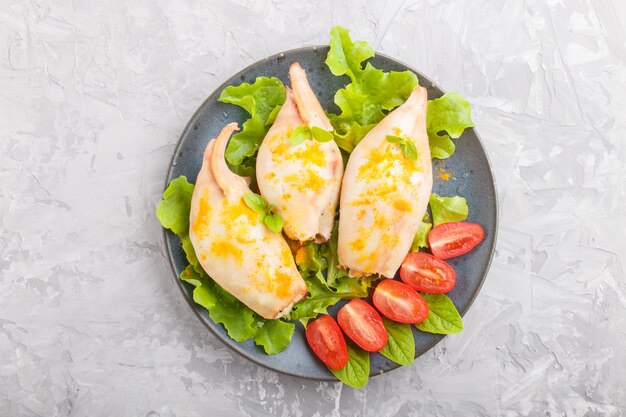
429,193,469,227
325,26,419,152
218,77,286,175
427,92,474,159
325,27,474,159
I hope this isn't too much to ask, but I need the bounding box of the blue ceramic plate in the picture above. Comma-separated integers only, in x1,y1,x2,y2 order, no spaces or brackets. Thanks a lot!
162,46,497,381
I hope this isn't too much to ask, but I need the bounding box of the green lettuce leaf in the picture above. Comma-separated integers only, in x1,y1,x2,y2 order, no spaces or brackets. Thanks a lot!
410,221,433,251
290,226,372,325
321,221,347,287
428,133,457,160
416,293,463,334
192,272,262,343
330,342,370,389
325,26,418,152
181,235,198,266
328,118,375,153
429,193,468,227
290,266,370,325
227,157,256,188
156,176,194,236
325,27,474,159
289,277,341,325
253,319,296,355
218,77,286,166
427,92,474,159
179,265,203,287
156,176,199,265
290,277,371,326
295,242,328,279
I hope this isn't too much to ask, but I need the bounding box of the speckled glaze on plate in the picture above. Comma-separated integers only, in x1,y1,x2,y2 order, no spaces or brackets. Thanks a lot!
162,46,498,381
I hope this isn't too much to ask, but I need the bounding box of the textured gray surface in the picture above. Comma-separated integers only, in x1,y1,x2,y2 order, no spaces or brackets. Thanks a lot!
1,0,625,416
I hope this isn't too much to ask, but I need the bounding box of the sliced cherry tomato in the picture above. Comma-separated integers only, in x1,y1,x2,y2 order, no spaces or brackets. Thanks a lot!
372,280,429,324
400,252,456,293
305,315,348,370
337,299,387,352
428,222,485,259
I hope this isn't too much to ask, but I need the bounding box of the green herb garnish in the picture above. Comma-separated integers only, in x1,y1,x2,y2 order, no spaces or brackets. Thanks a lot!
289,125,334,146
243,192,284,233
416,293,464,334
379,317,415,366
386,135,418,160
329,342,370,389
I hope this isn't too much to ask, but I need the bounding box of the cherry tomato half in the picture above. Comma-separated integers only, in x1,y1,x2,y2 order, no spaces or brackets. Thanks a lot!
400,252,456,293
373,280,429,324
428,222,485,259
305,315,348,370
337,299,387,352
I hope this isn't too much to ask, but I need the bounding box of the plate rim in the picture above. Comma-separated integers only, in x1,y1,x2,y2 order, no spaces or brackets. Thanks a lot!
161,45,499,381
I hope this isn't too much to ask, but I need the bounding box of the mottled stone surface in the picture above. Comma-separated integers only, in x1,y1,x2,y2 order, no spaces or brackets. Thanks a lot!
1,1,625,416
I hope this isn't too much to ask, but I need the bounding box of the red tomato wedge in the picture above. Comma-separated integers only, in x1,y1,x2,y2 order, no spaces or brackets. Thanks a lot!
428,222,485,259
337,299,387,352
400,252,456,293
305,315,348,370
373,280,429,324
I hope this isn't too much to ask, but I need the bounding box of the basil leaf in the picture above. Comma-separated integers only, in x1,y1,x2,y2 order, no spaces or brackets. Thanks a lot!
264,213,284,233
243,192,267,214
429,194,468,226
330,343,370,389
410,221,432,251
290,125,310,146
311,126,334,142
400,141,418,160
379,317,415,366
416,293,463,334
385,135,403,144
386,135,418,160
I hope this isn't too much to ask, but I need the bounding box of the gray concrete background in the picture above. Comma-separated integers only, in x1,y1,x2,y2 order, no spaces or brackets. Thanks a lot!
1,0,625,416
